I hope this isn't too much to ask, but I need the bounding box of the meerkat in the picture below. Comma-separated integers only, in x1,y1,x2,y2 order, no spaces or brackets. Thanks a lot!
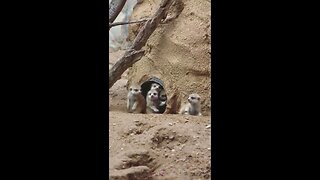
150,83,166,107
150,83,161,91
159,89,167,107
179,93,202,116
127,84,146,113
146,89,160,114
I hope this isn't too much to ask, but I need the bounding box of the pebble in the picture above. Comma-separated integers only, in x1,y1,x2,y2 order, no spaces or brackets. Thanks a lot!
168,123,173,126
205,124,211,129
112,123,116,126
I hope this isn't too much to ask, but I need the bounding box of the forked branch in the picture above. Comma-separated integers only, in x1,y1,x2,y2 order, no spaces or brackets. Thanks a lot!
109,0,174,89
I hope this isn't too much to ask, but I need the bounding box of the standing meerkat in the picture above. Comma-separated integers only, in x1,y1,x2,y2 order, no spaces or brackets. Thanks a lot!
179,93,202,116
146,89,160,114
127,84,146,113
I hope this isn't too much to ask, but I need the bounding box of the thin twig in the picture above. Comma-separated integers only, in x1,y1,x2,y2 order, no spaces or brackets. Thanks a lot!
109,19,150,29
109,0,127,30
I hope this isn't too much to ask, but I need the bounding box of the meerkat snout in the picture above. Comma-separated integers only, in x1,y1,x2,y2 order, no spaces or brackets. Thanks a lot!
148,91,158,100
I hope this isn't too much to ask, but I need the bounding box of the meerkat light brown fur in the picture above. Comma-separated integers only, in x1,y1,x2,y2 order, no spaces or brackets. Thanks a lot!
127,84,146,113
146,89,160,114
179,93,202,116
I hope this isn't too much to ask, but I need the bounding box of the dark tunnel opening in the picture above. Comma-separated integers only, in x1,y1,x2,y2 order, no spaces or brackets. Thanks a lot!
141,77,167,114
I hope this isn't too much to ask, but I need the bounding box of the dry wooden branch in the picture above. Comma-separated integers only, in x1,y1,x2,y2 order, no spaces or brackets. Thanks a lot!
109,19,149,29
109,0,127,30
109,0,174,89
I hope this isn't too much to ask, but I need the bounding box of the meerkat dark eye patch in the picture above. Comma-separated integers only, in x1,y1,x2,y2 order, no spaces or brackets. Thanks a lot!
191,97,196,100
129,88,132,91
198,98,200,100
134,89,138,92
153,93,157,96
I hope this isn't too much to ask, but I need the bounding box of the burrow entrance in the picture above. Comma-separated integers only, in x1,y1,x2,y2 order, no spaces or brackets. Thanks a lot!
141,77,167,114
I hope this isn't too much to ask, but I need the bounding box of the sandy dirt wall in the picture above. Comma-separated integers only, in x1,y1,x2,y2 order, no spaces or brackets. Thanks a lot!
126,0,211,115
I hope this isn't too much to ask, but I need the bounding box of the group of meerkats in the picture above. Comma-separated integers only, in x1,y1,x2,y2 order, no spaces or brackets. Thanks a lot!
127,83,202,116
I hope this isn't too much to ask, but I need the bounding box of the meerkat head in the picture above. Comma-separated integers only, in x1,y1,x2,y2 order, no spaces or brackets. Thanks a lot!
147,89,159,101
159,89,167,100
188,93,201,105
129,85,141,96
150,83,161,91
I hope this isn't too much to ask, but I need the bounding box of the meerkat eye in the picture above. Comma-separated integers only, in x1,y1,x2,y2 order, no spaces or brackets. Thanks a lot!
149,93,151,95
198,98,200,100
134,89,138,92
129,88,132,91
191,97,195,100
153,93,157,96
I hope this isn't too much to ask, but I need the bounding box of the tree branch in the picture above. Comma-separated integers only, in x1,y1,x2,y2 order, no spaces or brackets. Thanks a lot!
109,19,149,29
109,0,127,30
109,0,174,89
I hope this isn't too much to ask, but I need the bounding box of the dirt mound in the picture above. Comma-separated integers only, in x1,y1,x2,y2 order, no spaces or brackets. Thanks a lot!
109,110,211,179
110,149,157,180
126,0,211,115
109,1,211,179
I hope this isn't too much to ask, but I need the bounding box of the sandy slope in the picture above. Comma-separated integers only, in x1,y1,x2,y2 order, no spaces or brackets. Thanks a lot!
109,51,211,179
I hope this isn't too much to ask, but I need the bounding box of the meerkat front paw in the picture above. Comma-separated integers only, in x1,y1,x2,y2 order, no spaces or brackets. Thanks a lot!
151,107,159,113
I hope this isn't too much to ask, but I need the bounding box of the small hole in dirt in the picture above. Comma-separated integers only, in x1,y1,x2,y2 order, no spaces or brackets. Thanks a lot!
141,77,167,114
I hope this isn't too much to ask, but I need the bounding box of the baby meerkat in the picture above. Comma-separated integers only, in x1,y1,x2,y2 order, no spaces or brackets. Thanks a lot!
150,83,161,91
159,89,167,107
127,84,146,113
179,93,202,116
146,89,160,114
150,83,166,107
